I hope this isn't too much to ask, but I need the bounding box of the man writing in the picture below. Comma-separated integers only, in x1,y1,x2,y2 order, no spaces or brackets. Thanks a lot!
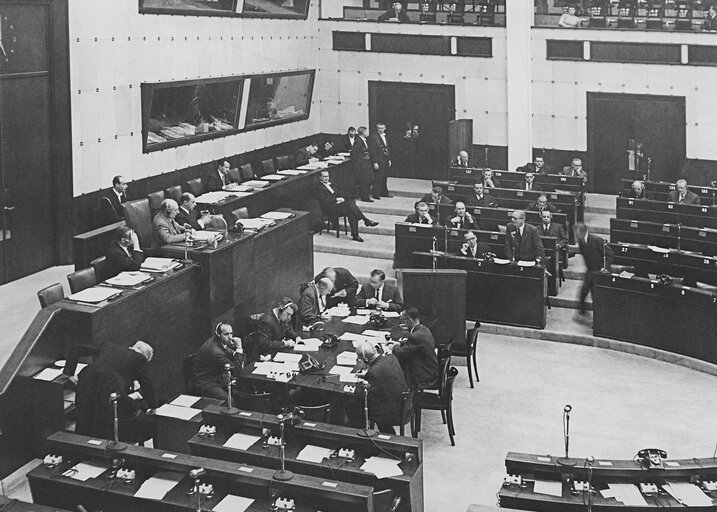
294,142,320,167
254,298,299,359
315,266,360,308
526,194,559,214
298,276,334,326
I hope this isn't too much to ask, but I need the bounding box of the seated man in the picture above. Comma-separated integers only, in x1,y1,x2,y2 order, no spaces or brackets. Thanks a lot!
505,210,545,262
315,267,359,309
105,225,144,278
298,276,334,327
515,172,541,192
294,142,319,167
100,175,128,225
526,194,559,214
347,341,409,434
667,179,701,205
405,201,434,225
254,298,299,359
451,150,470,167
206,159,239,192
626,180,649,200
419,185,453,206
356,269,403,312
313,169,378,243
63,341,156,442
561,157,588,187
378,1,410,22
448,201,476,230
192,322,245,401
175,192,212,230
482,168,501,189
459,230,491,259
465,181,496,208
152,198,188,248
531,155,552,175
387,307,438,390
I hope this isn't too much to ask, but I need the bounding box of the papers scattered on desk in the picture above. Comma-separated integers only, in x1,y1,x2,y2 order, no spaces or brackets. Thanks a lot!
517,260,536,267
140,257,180,273
261,210,294,220
239,218,275,231
328,365,354,375
224,432,261,450
326,305,351,317
195,191,240,204
532,479,562,497
293,338,323,351
154,404,201,421
603,483,648,506
339,373,360,383
341,332,370,343
297,445,334,463
360,456,402,479
336,152,351,157
336,351,358,366
273,352,302,363
276,169,307,176
68,286,122,303
648,245,671,253
213,494,255,512
169,394,201,407
223,183,254,192
33,368,64,381
105,271,153,287
297,162,328,170
243,180,271,189
190,230,221,243
261,174,288,181
252,361,299,375
619,270,635,279
492,258,511,265
342,315,369,325
133,471,184,500
362,329,388,338
663,482,714,506
63,461,109,481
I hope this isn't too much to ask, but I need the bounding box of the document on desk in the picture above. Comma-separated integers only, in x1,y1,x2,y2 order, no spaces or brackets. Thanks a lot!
604,483,647,506
261,174,288,181
213,494,255,512
293,338,322,352
517,260,536,267
105,271,152,287
362,329,388,338
339,373,359,383
273,352,303,363
356,311,399,318
133,471,184,500
169,394,201,407
326,305,351,318
63,461,110,481
276,169,307,176
328,365,354,375
68,286,123,303
336,352,358,366
33,368,64,381
260,211,294,220
224,433,261,451
140,257,181,273
342,315,369,325
360,456,402,479
663,482,714,506
340,332,370,343
296,445,334,463
532,479,563,497
154,404,201,421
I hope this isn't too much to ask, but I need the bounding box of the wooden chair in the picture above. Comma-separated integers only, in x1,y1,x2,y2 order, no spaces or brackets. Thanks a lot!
372,390,415,437
37,283,64,308
315,198,347,238
90,256,109,283
297,403,332,423
228,168,242,183
374,489,401,512
147,190,165,216
185,178,204,197
275,155,292,170
122,199,153,249
67,267,97,294
239,163,255,181
415,367,459,446
165,185,182,203
452,326,479,388
260,158,275,176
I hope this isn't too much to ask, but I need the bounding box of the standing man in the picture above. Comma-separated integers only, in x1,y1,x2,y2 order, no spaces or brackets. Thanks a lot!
101,175,128,225
356,269,403,312
206,160,239,191
105,226,144,278
571,224,613,320
704,4,717,31
192,322,245,400
341,126,358,152
315,266,360,309
387,307,438,390
505,210,544,262
369,122,392,199
667,179,701,205
152,198,188,248
350,126,374,202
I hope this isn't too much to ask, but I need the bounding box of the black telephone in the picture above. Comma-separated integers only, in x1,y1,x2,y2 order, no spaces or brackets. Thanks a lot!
321,333,340,347
637,448,667,468
299,354,325,373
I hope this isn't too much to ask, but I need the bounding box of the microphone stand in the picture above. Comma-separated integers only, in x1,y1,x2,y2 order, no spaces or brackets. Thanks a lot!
221,363,239,415
677,222,681,252
432,236,438,271
357,382,376,438
181,229,193,265
586,456,594,512
557,405,575,466
601,240,608,272
108,393,127,452
646,157,652,182
711,180,716,206
510,230,517,263
484,147,488,169
273,414,295,481
189,469,204,512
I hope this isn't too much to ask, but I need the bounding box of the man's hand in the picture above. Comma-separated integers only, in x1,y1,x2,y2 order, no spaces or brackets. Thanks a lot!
321,310,331,319
388,160,391,167
130,231,140,249
373,163,379,170
336,197,345,204
283,339,296,348
366,298,379,306
376,301,389,310
332,289,347,298
69,375,79,386
451,216,459,224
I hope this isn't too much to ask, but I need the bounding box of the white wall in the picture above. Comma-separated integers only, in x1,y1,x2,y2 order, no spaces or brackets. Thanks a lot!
69,0,321,196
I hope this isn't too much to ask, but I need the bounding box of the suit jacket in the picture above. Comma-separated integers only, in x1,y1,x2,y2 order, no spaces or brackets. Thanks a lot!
626,189,650,200
105,240,144,278
514,181,542,192
360,354,408,427
537,222,568,248
378,8,410,22
175,206,203,231
350,138,372,173
152,212,186,247
448,214,476,230
459,242,492,259
255,310,299,357
341,135,357,152
705,14,717,31
368,133,391,167
578,233,614,272
561,166,588,186
356,282,403,312
294,148,313,167
299,282,325,326
667,189,701,205
526,201,559,214
206,171,239,192
315,267,359,308
505,223,545,261
392,324,438,390
313,181,345,216
465,194,494,208
404,212,433,225
100,191,126,225
192,336,245,395
419,193,453,206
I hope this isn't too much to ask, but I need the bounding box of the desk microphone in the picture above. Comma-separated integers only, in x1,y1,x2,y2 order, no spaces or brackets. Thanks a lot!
189,467,205,512
221,363,239,416
586,456,595,512
273,413,295,481
557,404,575,466
107,393,127,452
357,381,376,438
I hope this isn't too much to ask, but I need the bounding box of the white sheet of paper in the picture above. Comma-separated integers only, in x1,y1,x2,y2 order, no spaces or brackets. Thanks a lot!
336,352,358,365
362,329,388,338
360,456,402,479
339,373,359,383
294,343,320,352
273,352,302,363
340,332,370,342
105,272,152,287
64,462,109,481
328,365,354,375
382,311,400,317
260,211,294,220
133,471,184,500
663,482,714,506
223,433,261,451
606,483,648,507
532,479,563,497
68,286,122,303
33,368,64,381
154,404,201,421
296,445,334,463
213,495,255,512
169,394,200,407
342,315,369,325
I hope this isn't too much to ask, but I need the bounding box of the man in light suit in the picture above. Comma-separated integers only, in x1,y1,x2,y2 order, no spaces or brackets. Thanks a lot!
152,198,187,248
667,179,701,205
504,209,544,262
105,225,144,279
356,269,403,312
100,175,128,225
561,157,588,187
298,276,334,326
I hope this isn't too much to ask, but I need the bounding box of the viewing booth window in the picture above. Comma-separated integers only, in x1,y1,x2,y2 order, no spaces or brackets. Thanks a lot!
141,70,315,153
139,0,310,19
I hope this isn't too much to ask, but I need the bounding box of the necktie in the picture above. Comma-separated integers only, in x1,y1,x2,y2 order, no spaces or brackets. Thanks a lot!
375,288,380,300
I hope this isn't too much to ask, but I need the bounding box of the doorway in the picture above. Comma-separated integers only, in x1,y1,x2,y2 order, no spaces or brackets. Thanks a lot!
587,93,686,194
368,81,455,180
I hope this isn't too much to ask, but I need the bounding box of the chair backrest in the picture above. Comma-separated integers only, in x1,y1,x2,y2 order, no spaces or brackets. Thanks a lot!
67,267,97,294
232,207,249,219
183,353,197,393
228,168,242,183
276,155,292,170
442,367,459,404
243,331,260,364
239,163,254,181
147,190,165,215
165,185,182,203
122,198,153,249
373,489,401,512
90,256,109,283
186,178,204,197
453,327,478,356
398,390,415,426
435,354,452,396
37,283,64,308
298,403,331,423
260,158,275,176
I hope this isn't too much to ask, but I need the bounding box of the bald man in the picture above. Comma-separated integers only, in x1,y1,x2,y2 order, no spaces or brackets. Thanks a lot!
452,151,470,167
152,198,188,247
299,276,334,326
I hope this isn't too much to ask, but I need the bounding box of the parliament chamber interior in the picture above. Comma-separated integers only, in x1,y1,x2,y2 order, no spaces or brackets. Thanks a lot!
2,0,717,511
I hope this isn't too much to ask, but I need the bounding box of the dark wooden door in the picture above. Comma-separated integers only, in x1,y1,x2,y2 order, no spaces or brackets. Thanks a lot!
368,81,455,180
0,1,58,283
587,93,686,194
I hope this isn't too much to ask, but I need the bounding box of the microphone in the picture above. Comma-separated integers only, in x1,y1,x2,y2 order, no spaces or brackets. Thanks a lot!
357,380,376,438
189,468,205,512
557,404,575,466
586,456,595,512
273,410,295,481
107,393,127,452
221,363,239,416
564,404,572,413
601,240,608,272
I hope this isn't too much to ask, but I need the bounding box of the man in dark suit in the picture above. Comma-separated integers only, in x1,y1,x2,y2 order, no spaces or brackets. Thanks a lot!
152,198,187,248
298,276,334,326
105,226,144,279
704,4,717,31
388,307,438,390
451,151,470,167
294,143,319,167
368,122,392,198
341,127,358,152
515,172,542,192
100,175,128,225
316,266,359,308
206,159,239,192
420,185,453,207
350,127,374,202
347,341,409,434
175,192,212,230
505,210,545,262
537,210,568,271
378,1,410,22
571,223,614,319
253,298,299,360
63,341,155,442
404,202,434,225
192,322,246,401
356,269,403,312
465,181,496,208
667,179,701,205
482,169,501,189
448,201,476,230
561,157,588,187
626,180,650,200
313,170,378,242
459,230,491,259
526,194,559,214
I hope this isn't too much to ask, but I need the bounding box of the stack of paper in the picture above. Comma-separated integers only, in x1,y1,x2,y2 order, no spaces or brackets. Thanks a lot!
213,495,255,512
342,315,369,326
297,162,327,170
169,394,201,407
140,257,180,273
663,482,714,506
492,258,511,265
341,332,371,343
63,462,110,481
134,472,184,500
223,183,254,192
243,180,271,189
293,338,323,352
328,365,354,376
154,404,202,421
360,456,402,479
296,445,334,463
239,218,275,231
336,352,358,366
276,169,307,176
339,373,360,383
68,287,123,303
260,211,294,220
261,174,288,181
274,352,302,363
105,271,152,287
252,361,299,375
602,483,648,506
362,329,388,338
195,191,238,204
326,305,351,318
224,433,261,450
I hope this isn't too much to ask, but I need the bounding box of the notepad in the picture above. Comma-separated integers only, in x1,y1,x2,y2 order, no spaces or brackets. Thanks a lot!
154,404,201,421
297,445,334,463
169,394,200,407
293,338,322,351
105,271,152,287
224,433,261,450
68,286,123,303
213,495,255,512
134,471,184,500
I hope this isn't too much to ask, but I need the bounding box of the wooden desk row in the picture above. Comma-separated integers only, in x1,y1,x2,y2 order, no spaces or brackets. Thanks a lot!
620,178,717,205
617,197,717,230
610,218,717,257
448,167,585,194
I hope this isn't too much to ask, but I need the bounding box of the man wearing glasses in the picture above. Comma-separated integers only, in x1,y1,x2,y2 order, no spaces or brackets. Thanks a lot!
459,231,491,259
504,210,544,263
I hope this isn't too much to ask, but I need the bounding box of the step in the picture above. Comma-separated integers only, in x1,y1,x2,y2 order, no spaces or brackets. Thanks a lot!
359,212,406,236
480,307,595,340
387,177,431,198
313,231,394,260
313,252,398,283
549,279,592,310
356,196,416,217
585,193,615,211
